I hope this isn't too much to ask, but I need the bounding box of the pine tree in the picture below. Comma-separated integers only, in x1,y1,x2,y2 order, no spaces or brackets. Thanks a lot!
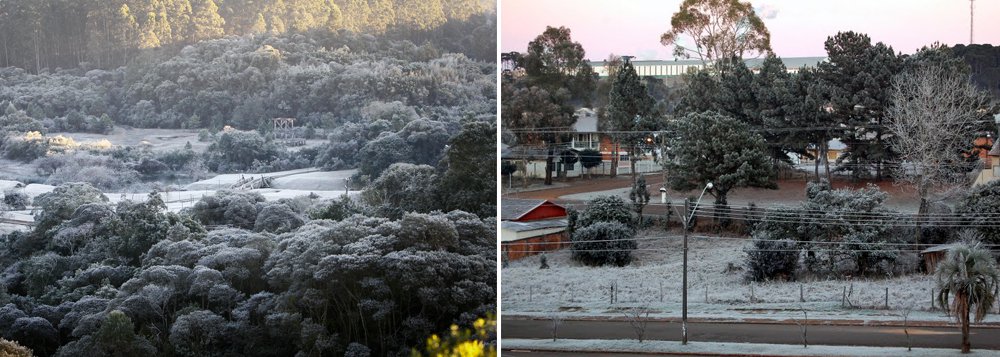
603,59,657,182
662,111,776,220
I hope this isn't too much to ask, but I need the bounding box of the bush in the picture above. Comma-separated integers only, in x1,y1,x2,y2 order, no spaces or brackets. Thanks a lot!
571,221,636,266
309,196,361,221
577,196,634,228
956,180,1000,244
3,190,28,210
744,231,798,282
254,204,304,234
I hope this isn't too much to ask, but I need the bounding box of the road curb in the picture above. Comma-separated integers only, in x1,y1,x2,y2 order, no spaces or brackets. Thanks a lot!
502,314,1000,329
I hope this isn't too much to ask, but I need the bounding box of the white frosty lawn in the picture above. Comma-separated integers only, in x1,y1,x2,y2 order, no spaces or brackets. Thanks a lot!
184,168,356,191
502,229,1000,324
502,338,1000,356
2,168,361,220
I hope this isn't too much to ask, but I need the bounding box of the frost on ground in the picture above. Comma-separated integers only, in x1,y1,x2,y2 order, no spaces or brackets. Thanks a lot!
0,168,360,221
502,338,995,357
502,229,1000,324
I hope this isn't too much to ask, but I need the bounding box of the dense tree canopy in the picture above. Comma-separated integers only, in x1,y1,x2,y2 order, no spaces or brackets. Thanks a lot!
0,0,495,72
0,182,495,356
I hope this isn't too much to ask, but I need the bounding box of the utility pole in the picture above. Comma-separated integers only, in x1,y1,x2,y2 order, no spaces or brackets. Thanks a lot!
675,182,712,345
970,0,975,44
681,197,689,345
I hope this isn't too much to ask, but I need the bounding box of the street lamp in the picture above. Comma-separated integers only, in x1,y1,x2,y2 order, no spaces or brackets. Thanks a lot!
672,181,712,345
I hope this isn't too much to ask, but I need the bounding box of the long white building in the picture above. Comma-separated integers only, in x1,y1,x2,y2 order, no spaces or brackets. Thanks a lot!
588,57,828,78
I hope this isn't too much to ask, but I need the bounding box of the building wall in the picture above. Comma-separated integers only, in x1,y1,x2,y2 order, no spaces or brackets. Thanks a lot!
974,158,1000,186
501,232,568,260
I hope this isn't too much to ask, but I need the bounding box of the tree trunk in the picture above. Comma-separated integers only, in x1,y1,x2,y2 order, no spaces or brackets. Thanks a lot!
916,192,927,251
630,144,638,184
521,159,529,188
544,145,554,185
715,189,729,228
962,296,971,353
610,141,619,178
814,151,820,181
822,141,831,181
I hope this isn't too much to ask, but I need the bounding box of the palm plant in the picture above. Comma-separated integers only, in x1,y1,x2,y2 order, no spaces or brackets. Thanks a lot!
936,240,1000,353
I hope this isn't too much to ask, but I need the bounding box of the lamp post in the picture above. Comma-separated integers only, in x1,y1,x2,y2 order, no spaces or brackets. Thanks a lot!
675,182,713,345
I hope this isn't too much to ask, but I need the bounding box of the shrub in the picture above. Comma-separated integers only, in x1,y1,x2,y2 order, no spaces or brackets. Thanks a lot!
577,196,634,228
3,190,28,210
571,221,636,266
254,204,304,234
310,196,361,221
956,180,1000,244
744,231,798,282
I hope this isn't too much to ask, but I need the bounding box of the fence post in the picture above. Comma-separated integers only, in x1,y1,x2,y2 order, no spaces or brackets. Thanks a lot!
800,284,804,302
659,281,663,303
885,287,889,309
842,286,846,308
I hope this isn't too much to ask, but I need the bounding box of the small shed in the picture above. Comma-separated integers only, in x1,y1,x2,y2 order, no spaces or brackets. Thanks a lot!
501,198,567,222
920,244,958,273
501,218,569,260
501,199,569,260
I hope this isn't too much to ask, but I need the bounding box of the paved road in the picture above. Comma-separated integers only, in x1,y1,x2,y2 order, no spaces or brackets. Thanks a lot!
502,318,1000,350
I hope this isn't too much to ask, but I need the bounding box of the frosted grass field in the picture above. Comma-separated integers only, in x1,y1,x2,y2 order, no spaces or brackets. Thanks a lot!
502,229,1000,324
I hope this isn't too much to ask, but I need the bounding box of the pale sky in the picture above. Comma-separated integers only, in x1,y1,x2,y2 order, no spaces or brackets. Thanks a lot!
500,0,1000,61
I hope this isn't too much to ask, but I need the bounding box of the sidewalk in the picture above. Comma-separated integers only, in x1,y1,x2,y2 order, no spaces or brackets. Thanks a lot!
502,339,995,356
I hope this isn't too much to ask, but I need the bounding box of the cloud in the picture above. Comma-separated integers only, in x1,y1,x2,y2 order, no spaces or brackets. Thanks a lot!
754,3,779,19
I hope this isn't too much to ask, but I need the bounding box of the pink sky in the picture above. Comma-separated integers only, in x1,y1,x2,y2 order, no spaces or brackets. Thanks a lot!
501,0,1000,61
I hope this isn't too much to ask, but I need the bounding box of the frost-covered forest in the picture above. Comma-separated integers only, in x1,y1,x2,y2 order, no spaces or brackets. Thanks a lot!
0,185,496,356
0,1,496,191
0,1,498,356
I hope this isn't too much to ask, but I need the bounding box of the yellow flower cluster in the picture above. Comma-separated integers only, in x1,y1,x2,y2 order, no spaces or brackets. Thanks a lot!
413,316,496,357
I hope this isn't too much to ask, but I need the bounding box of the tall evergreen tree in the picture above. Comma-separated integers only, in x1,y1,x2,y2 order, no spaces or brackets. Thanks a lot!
820,31,902,181
662,111,776,217
603,58,658,181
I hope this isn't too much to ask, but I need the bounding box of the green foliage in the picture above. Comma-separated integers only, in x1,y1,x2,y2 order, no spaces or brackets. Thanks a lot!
189,190,265,229
571,221,636,267
90,310,156,357
576,196,634,228
578,149,602,170
203,130,279,172
437,121,496,217
361,163,438,219
935,241,999,352
660,0,771,62
820,31,902,180
571,196,637,266
604,60,658,167
956,180,1000,244
2,190,28,210
744,231,798,282
253,203,304,234
662,111,775,206
309,196,361,221
33,182,109,235
522,26,595,103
